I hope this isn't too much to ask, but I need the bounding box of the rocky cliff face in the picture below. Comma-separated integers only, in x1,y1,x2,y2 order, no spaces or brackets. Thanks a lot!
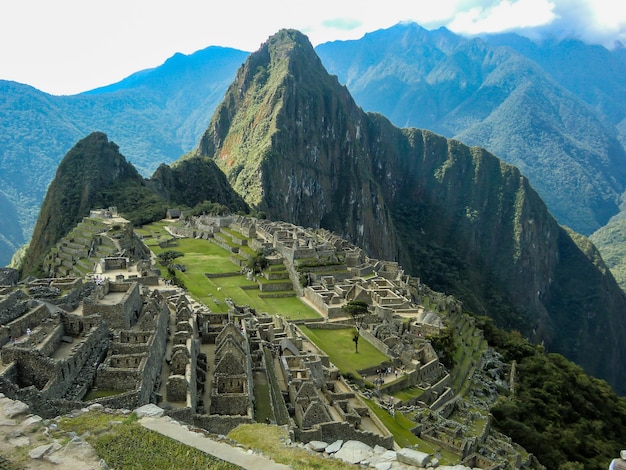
195,29,626,392
196,30,401,261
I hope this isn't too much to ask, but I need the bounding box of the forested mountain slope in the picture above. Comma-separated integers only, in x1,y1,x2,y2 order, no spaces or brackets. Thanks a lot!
195,29,626,394
0,47,246,266
316,23,626,236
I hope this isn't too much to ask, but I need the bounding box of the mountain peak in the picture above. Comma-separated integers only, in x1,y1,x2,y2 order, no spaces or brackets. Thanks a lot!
20,132,143,276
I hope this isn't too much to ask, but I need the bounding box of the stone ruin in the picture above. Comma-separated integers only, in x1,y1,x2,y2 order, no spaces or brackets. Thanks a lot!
0,214,536,468
0,278,169,417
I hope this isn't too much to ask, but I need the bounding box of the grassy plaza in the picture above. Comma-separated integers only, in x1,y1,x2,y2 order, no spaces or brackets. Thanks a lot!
136,222,321,321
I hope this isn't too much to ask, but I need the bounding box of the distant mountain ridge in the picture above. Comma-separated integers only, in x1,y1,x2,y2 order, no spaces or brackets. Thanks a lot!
4,22,626,282
316,23,626,236
194,29,626,394
0,47,247,266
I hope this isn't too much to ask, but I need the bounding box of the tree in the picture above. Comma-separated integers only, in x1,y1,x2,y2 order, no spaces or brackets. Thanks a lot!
343,300,370,327
352,330,359,353
157,250,184,266
248,251,268,275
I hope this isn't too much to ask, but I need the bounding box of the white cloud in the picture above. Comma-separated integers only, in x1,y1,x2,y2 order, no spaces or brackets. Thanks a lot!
448,0,557,34
0,0,625,95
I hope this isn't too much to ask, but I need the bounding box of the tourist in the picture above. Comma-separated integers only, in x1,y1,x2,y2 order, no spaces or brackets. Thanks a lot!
26,328,31,336
610,450,626,469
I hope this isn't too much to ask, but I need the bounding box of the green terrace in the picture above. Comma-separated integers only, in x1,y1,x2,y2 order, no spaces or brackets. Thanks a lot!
138,222,320,321
298,326,388,378
134,220,493,455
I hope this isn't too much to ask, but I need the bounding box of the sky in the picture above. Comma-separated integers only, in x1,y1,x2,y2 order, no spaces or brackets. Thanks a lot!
1,0,624,96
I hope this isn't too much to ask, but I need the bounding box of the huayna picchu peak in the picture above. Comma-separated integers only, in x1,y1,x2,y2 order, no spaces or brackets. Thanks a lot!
194,29,626,395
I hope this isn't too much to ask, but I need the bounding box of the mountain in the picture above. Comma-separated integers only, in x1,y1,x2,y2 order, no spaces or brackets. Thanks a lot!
150,155,249,211
20,132,149,276
4,22,626,267
20,132,249,277
0,47,247,266
194,29,626,393
315,23,626,236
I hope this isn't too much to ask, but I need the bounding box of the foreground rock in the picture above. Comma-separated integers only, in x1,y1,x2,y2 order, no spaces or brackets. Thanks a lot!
0,395,102,469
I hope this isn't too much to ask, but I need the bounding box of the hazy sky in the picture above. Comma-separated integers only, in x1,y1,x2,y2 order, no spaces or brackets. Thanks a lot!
1,0,623,95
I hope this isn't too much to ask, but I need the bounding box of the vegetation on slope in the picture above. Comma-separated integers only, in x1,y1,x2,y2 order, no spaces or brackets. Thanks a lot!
589,217,626,292
20,132,148,276
479,316,626,470
57,412,240,469
19,131,253,278
316,22,626,236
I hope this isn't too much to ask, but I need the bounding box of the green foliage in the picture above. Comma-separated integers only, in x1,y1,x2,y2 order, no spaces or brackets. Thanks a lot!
157,250,184,266
19,132,167,277
426,326,456,369
342,300,370,324
186,200,230,217
247,251,268,274
478,315,626,469
100,181,169,227
589,217,626,292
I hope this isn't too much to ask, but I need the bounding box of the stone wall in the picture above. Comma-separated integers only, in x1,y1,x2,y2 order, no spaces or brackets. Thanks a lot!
358,328,393,356
3,303,49,341
37,323,65,357
136,297,169,404
210,392,251,416
1,322,109,403
94,293,168,400
87,390,141,411
62,313,101,337
83,282,142,329
95,367,142,391
192,414,254,436
293,421,394,449
166,375,187,402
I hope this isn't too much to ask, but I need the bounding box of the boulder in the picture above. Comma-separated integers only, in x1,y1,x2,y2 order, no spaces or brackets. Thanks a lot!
3,400,29,418
308,440,328,452
29,443,53,459
325,439,343,454
397,447,431,467
133,404,164,418
334,440,373,464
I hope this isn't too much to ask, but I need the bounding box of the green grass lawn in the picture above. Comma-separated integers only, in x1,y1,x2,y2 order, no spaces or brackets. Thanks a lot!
361,398,459,464
140,223,320,321
57,412,240,470
392,386,425,403
298,326,389,376
361,397,421,448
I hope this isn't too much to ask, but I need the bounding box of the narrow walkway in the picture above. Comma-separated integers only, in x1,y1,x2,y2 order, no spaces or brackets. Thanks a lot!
139,416,292,470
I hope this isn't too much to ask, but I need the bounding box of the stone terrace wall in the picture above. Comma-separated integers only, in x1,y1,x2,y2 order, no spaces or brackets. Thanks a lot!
293,421,394,449
3,303,49,341
137,298,169,403
37,323,65,357
83,282,142,329
0,290,29,326
192,414,254,436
